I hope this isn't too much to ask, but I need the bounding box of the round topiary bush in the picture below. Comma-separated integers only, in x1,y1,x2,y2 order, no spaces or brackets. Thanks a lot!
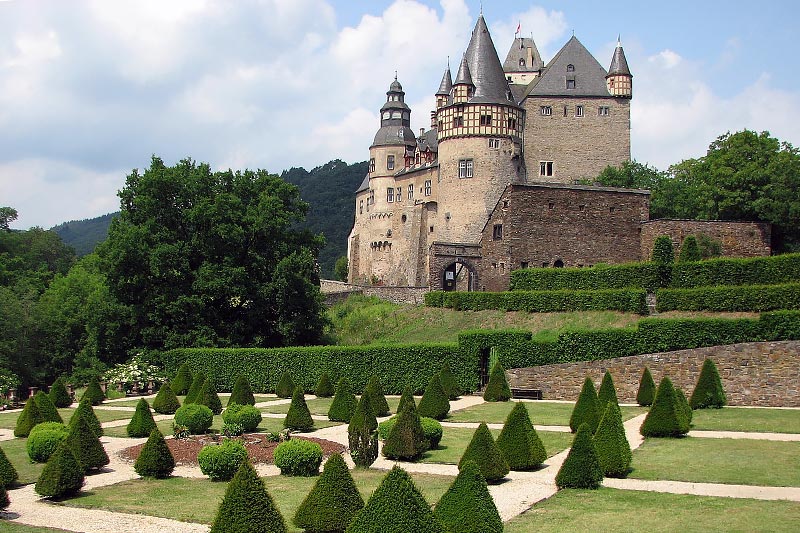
363,375,390,417
637,367,656,407
127,398,158,438
134,429,175,479
569,376,600,434
210,460,286,533
417,374,450,421
34,441,84,498
222,403,263,432
228,375,255,407
27,422,69,463
293,453,364,532
378,416,443,449
275,371,296,399
433,460,502,533
495,402,546,471
328,377,357,423
66,413,109,473
171,363,193,396
284,387,314,431
34,391,63,424
483,360,511,402
174,404,214,435
458,423,509,483
314,373,335,398
198,378,223,415
81,376,105,406
690,358,727,409
0,444,20,487
274,439,323,477
14,396,45,438
152,380,181,414
198,439,249,481
555,423,603,489
49,377,73,408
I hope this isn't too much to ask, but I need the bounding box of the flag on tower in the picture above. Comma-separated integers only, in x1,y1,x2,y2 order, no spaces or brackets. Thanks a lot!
515,21,521,36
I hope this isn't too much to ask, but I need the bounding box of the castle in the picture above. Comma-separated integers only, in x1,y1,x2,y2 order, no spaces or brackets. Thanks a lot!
347,15,770,292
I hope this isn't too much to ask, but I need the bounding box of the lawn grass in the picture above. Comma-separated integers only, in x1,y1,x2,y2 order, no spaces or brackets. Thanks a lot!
446,400,647,426
0,438,45,485
66,470,454,530
504,487,800,532
631,437,800,487
418,428,572,465
260,397,401,416
103,414,342,438
690,407,800,434
0,406,137,428
0,523,73,532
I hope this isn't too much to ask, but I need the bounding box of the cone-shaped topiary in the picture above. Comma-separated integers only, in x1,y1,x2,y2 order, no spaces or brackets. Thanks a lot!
483,360,511,402
210,460,286,533
69,398,102,437
328,377,357,422
228,375,255,407
433,460,502,533
555,423,603,489
49,377,72,408
293,453,364,532
171,363,193,395
397,385,416,415
597,371,619,410
34,391,63,424
690,358,727,409
651,235,674,264
284,387,314,431
678,235,701,262
153,380,181,414
458,423,509,483
593,401,632,478
81,376,105,406
438,362,462,401
0,444,19,487
637,367,656,407
127,398,158,437
675,387,692,425
363,375,390,417
314,373,335,398
184,372,206,405
569,376,600,434
346,465,444,533
275,371,296,399
417,374,450,421
348,393,378,468
0,482,8,510
14,396,45,437
66,413,109,473
34,441,84,498
496,402,546,471
198,378,223,415
640,377,690,438
382,402,427,461
134,429,175,478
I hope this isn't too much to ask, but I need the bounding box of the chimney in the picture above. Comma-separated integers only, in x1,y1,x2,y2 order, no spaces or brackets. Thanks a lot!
527,46,533,68
430,110,437,128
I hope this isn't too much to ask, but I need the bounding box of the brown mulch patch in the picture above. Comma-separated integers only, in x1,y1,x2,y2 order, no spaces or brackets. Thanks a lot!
119,434,346,466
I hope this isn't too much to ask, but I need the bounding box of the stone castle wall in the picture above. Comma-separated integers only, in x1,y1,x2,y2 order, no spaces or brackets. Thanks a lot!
641,219,772,259
320,279,429,305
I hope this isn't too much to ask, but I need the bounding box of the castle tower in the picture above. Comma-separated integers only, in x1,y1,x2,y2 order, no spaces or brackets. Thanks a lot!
502,37,544,86
435,65,452,109
606,38,632,97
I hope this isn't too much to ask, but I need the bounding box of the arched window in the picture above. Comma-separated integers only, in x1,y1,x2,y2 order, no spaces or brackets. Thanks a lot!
566,64,575,72
519,58,526,67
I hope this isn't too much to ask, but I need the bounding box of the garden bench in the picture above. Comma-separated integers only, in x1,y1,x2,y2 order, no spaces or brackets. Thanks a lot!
511,388,542,400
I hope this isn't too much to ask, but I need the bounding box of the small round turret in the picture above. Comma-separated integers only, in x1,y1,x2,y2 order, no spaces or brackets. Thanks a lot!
606,37,632,98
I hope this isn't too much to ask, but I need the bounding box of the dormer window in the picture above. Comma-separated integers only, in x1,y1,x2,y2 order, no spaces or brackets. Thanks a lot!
567,64,575,72
566,79,576,89
519,58,526,67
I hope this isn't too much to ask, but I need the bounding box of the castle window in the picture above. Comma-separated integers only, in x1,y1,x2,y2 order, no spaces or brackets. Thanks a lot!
488,138,500,149
599,106,610,116
492,224,503,240
369,158,375,173
359,200,364,214
424,180,432,196
382,111,391,120
396,187,402,201
369,189,375,205
579,204,585,212
548,202,554,210
401,214,407,223
408,184,414,200
576,105,584,117
519,58,526,67
500,263,505,272
521,261,529,269
554,259,564,268
458,159,474,179
507,117,517,129
503,199,510,208
540,106,552,116
387,155,395,170
453,116,464,128
429,225,434,233
438,120,443,130
480,114,492,126
540,161,554,177
566,79,576,89
386,188,394,203
567,64,575,72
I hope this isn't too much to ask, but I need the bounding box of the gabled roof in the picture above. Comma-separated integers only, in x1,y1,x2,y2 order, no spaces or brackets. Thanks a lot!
436,66,453,96
608,41,632,77
356,174,369,193
523,36,611,98
503,37,543,72
463,15,515,105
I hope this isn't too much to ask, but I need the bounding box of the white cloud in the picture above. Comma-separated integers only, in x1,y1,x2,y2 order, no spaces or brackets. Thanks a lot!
489,5,568,61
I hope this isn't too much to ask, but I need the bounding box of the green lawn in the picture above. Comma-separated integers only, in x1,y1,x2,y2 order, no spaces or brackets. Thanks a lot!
104,414,342,438
109,394,278,408
631,437,800,486
0,523,72,533
690,407,800,433
67,470,454,530
504,487,800,532
260,397,401,416
446,400,647,426
0,438,46,485
0,408,132,429
419,427,572,465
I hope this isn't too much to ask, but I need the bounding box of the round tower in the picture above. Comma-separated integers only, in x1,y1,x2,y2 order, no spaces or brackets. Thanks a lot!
606,38,633,98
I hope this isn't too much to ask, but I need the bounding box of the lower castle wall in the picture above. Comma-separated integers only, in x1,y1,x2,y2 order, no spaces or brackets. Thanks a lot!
641,219,771,259
320,280,429,305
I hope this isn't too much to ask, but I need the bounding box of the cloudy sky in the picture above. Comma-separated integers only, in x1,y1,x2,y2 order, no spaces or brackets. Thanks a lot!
2,0,798,229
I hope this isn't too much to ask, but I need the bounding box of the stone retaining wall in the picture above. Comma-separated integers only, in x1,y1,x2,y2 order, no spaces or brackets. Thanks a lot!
507,341,800,407
320,279,429,305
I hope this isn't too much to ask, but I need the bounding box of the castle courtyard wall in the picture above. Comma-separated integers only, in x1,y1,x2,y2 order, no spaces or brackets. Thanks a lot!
641,219,772,259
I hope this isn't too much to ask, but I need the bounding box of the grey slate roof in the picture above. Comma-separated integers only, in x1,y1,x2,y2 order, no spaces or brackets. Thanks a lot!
356,173,369,193
436,66,453,96
454,55,473,86
371,125,417,148
523,36,611,98
463,15,515,105
503,37,543,72
417,127,438,153
608,42,632,77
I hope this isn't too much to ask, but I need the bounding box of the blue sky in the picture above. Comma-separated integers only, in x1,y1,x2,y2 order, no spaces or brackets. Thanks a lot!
1,0,798,229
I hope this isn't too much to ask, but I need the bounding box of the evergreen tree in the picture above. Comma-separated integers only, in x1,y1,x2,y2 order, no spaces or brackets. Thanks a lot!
328,377,358,422
184,372,206,404
0,482,8,510
382,402,426,461
14,396,45,438
134,429,175,478
593,401,632,478
293,453,364,532
433,460,502,533
348,393,378,468
70,398,102,437
636,367,656,407
417,373,450,420
81,376,105,406
640,377,690,437
597,371,619,410
152,380,181,414
690,358,727,409
458,423,509,483
198,378,223,415
396,385,416,415
314,373,335,398
211,460,287,533
126,398,157,437
34,442,84,498
284,387,314,431
346,466,444,533
363,375,390,417
483,360,511,402
438,362,462,401
569,376,600,433
675,387,693,426
678,235,702,262
555,423,603,489
651,235,675,264
49,377,73,408
66,414,109,473
496,402,546,471
171,363,193,395
34,391,62,424
275,371,296,399
0,444,20,487
228,375,255,406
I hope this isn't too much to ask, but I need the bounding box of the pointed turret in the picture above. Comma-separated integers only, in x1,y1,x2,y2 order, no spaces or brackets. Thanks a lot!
606,38,632,98
452,55,474,103
463,15,515,105
436,65,453,109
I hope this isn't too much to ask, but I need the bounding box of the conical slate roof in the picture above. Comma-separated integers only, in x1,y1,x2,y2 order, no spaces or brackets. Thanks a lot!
524,36,610,98
454,55,473,86
608,40,632,77
463,15,514,105
436,66,453,96
503,37,543,73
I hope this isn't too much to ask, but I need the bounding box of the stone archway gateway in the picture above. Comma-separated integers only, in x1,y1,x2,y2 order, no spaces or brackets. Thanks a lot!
442,260,475,291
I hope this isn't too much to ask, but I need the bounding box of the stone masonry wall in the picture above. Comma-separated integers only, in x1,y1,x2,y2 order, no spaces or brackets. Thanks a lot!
320,279,429,305
507,341,800,407
641,219,771,259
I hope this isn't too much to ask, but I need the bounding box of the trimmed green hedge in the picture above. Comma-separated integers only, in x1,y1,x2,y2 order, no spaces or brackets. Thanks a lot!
656,283,800,312
425,289,647,314
510,263,662,292
670,253,800,288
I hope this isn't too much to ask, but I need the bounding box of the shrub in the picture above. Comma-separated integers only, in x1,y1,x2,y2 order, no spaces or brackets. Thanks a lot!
458,423,509,483
496,402,546,471
198,439,248,481
14,396,45,438
597,371,619,411
675,387,693,425
274,439,323,476
656,283,800,313
438,362,462,400
433,460,502,533
651,235,674,264
228,375,255,406
293,453,364,532
555,423,603,489
152,380,181,414
378,416,442,449
275,371,296,399
690,358,727,409
171,363,193,395
382,402,427,461
348,394,378,468
593,401,632,478
397,385,416,414
134,429,175,478
34,391,62,424
677,235,701,262
223,403,263,432
363,375,390,417
81,376,105,406
569,376,600,434
671,253,800,288
34,442,84,498
127,398,157,438
66,413,109,473
174,404,214,434
69,398,102,437
640,377,690,438
417,373,450,420
284,387,314,431
636,367,656,407
222,423,244,438
346,465,444,533
49,377,72,408
510,262,662,292
0,483,7,510
184,372,207,404
27,422,69,463
428,288,648,314
0,444,19,487
198,378,223,415
483,360,511,402
328,377,357,423
210,460,286,533
314,373,335,398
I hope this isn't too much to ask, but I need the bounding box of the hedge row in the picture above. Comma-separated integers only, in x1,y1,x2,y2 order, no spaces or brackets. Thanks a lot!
671,253,800,288
425,289,647,314
509,263,662,292
656,283,800,313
